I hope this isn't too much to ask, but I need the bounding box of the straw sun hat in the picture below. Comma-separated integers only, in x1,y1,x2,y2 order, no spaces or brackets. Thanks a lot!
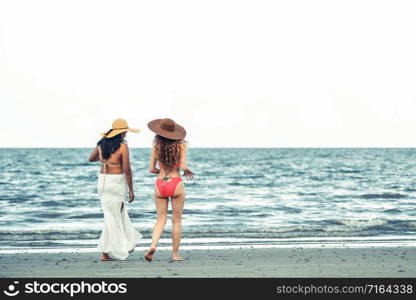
147,118,186,140
101,119,140,138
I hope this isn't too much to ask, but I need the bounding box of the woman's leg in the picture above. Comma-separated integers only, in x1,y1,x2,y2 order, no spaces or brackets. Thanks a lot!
145,191,168,261
150,194,168,248
171,183,185,261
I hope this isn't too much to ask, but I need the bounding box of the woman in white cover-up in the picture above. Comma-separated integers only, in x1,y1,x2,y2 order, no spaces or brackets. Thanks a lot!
88,118,142,261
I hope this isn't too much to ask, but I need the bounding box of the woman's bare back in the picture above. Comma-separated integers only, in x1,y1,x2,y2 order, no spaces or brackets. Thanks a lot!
98,144,125,174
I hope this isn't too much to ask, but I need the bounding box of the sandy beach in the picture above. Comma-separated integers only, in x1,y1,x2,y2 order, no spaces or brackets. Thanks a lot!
0,246,414,278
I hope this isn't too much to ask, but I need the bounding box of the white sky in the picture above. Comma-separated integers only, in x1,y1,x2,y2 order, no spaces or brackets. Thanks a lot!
1,0,416,148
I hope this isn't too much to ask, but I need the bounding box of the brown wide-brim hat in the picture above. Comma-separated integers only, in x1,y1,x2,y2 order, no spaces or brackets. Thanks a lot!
101,118,140,138
147,118,186,140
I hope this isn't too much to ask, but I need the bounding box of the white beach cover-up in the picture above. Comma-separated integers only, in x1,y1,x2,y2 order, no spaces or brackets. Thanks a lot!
97,173,141,260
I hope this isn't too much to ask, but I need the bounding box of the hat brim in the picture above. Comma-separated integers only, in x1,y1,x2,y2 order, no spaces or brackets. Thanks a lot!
101,128,140,138
147,119,186,140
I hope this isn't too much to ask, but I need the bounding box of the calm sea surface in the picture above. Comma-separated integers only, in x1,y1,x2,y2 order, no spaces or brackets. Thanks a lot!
0,148,415,250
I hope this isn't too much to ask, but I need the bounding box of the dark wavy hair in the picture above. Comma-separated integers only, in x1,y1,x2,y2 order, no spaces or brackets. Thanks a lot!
153,135,184,171
97,131,124,160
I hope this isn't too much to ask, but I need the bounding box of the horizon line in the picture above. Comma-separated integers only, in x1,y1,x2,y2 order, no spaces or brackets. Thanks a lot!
1,146,416,149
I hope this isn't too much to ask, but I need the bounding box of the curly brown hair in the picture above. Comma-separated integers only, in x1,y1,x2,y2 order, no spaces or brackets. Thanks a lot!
153,135,183,171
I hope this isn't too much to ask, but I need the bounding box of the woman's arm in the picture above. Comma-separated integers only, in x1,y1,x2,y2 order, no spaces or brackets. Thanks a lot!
179,142,189,170
148,145,159,174
88,146,99,162
180,142,194,180
121,144,134,202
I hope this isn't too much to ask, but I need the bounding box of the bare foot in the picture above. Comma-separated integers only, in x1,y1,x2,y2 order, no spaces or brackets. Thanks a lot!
144,248,156,262
171,255,184,262
100,253,115,261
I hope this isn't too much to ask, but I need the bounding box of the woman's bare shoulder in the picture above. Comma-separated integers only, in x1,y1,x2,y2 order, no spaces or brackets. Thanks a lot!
119,143,129,152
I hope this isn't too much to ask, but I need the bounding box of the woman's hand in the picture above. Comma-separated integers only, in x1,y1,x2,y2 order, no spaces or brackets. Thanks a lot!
128,190,135,203
183,169,194,181
149,168,160,174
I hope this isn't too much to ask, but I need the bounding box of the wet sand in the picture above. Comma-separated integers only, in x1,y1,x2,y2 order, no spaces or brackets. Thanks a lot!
0,247,415,278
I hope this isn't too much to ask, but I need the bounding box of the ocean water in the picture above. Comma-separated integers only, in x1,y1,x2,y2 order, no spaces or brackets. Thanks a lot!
0,148,415,251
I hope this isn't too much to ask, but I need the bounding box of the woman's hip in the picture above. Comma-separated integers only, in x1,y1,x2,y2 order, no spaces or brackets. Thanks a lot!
97,174,127,195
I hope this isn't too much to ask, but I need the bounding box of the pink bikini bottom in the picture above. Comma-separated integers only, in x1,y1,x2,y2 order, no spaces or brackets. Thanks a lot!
155,177,182,198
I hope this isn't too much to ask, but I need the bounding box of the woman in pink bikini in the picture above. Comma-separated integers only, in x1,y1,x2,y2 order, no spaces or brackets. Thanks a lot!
144,118,194,262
